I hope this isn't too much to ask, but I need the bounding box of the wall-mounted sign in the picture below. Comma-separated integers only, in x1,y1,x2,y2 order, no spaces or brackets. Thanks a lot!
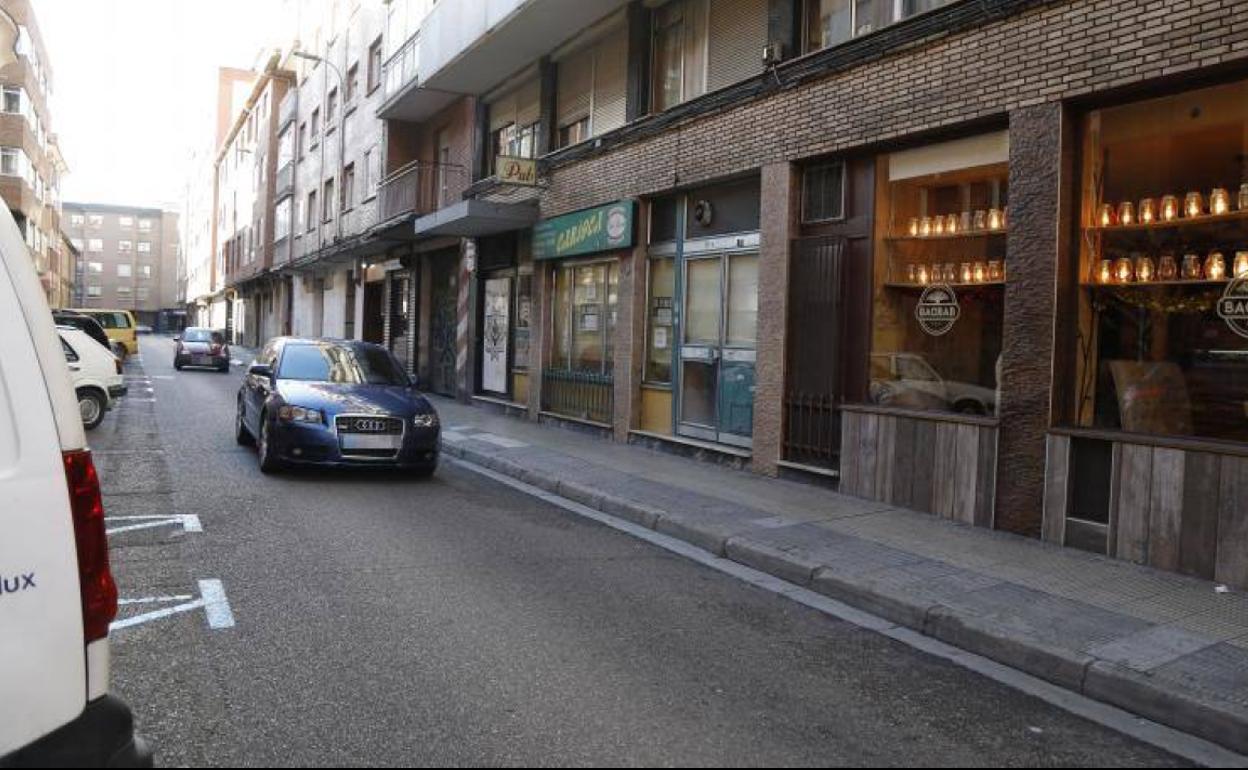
533,200,635,261
915,284,961,336
496,156,539,187
1219,277,1248,339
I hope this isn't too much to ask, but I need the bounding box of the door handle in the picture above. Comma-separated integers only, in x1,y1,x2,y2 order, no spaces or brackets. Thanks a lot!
68,364,81,371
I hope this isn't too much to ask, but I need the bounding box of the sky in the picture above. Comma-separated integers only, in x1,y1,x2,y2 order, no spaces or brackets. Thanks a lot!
37,0,286,211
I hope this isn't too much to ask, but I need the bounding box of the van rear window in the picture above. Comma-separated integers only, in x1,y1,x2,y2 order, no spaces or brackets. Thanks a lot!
91,312,132,329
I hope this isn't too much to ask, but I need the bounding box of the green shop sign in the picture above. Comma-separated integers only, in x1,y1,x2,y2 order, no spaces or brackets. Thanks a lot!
533,200,635,261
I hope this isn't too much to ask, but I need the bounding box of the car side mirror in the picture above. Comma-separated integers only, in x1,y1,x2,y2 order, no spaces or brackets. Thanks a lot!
249,363,273,379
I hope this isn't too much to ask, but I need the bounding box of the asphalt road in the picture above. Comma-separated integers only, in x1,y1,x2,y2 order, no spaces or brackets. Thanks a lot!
88,336,1188,767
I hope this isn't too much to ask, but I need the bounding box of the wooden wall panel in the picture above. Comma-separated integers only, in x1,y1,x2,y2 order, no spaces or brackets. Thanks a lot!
1114,443,1153,564
1180,452,1220,581
1147,448,1185,573
1217,456,1248,588
839,409,997,528
1042,434,1070,544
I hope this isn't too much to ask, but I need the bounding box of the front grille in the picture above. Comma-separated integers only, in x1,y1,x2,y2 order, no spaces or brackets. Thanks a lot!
335,416,403,435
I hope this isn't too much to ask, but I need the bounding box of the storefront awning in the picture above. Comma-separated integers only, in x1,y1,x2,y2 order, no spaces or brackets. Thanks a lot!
413,200,539,238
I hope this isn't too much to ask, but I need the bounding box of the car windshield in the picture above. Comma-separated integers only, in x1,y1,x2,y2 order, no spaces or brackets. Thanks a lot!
278,343,408,386
183,329,222,344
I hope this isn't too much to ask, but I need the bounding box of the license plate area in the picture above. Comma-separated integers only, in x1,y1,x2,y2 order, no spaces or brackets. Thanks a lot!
340,434,402,451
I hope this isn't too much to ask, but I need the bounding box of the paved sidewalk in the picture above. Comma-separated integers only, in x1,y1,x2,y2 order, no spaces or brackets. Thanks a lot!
434,398,1248,756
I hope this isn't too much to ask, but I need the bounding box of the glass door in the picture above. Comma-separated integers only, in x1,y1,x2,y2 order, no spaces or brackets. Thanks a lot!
677,251,759,446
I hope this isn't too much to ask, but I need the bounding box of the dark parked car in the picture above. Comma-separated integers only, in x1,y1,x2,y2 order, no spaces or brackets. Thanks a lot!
174,327,230,372
51,310,111,351
235,338,439,476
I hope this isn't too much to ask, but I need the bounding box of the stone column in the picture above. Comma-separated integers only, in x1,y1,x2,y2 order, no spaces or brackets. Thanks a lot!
996,103,1072,536
751,161,800,476
528,259,552,421
613,199,650,441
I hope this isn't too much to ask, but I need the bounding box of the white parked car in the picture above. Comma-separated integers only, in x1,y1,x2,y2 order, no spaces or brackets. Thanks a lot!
59,326,127,430
0,205,149,765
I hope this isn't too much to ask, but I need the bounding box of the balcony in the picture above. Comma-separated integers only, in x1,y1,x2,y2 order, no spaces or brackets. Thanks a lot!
376,160,462,224
275,162,294,200
378,0,630,122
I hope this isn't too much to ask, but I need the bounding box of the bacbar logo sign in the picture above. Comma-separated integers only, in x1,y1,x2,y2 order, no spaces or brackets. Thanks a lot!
1218,277,1248,339
915,285,961,336
496,156,539,187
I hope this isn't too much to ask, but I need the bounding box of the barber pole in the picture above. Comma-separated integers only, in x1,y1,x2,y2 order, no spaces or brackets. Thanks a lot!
456,239,476,396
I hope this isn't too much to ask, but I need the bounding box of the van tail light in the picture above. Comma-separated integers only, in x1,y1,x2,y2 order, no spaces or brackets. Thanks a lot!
63,450,118,643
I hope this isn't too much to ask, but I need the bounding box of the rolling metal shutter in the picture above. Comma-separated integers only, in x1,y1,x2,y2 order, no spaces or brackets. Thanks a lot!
558,48,594,127
706,0,767,93
591,33,627,135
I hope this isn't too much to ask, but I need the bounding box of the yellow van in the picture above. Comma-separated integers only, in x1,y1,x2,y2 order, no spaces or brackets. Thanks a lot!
71,309,139,358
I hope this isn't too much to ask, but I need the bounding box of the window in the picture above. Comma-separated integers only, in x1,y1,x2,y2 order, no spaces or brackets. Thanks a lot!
71,214,84,226
275,197,291,240
88,260,102,273
322,179,334,222
492,122,539,168
88,214,103,228
864,133,1009,417
137,241,151,253
119,240,133,252
345,63,359,104
119,216,133,227
362,149,373,199
298,122,307,160
341,163,355,211
803,0,956,53
71,237,83,250
2,86,18,113
278,126,293,169
117,264,132,278
87,285,102,297
310,108,320,141
326,88,337,129
87,239,103,252
803,162,846,223
117,285,131,296
558,117,590,149
140,264,152,278
367,37,382,93
138,218,152,232
1070,79,1248,443
645,257,676,383
551,261,619,375
487,79,541,175
514,274,532,370
650,0,706,113
306,190,318,231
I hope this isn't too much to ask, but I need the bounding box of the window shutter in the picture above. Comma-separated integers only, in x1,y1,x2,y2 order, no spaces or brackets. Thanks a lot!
591,33,628,135
706,0,767,93
558,48,594,128
489,91,516,133
515,78,542,128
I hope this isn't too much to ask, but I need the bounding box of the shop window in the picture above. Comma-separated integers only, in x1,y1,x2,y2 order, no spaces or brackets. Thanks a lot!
646,257,676,383
552,262,619,374
513,274,532,371
803,161,845,223
865,134,1009,416
1072,80,1248,443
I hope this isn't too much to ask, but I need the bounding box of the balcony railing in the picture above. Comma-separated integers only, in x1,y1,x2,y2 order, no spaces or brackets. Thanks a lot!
384,33,420,101
377,160,466,223
275,162,294,199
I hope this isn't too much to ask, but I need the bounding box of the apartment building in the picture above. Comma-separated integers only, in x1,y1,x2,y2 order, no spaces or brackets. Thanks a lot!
184,67,260,330
363,0,1248,594
0,0,68,306
62,203,182,329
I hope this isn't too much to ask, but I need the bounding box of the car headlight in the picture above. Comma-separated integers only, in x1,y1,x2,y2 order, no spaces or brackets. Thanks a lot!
412,412,439,428
278,405,323,424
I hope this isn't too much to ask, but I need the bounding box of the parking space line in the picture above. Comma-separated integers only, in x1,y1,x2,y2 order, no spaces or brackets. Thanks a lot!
105,514,202,535
199,579,235,629
110,579,234,633
118,595,194,606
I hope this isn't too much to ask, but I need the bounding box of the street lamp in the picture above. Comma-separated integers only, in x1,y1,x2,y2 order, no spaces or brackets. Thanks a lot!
292,50,347,245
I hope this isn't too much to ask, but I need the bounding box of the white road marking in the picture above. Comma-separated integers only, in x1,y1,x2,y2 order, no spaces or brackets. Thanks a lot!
118,595,194,606
447,456,1248,769
151,375,175,380
105,514,202,535
110,580,234,632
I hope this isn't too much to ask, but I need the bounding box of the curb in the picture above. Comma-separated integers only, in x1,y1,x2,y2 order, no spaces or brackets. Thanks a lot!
442,440,1248,755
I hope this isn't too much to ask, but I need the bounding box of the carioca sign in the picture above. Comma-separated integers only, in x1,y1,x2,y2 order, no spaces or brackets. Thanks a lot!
533,200,635,261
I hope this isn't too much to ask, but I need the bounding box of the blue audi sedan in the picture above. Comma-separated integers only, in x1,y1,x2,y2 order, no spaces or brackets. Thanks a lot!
235,337,439,475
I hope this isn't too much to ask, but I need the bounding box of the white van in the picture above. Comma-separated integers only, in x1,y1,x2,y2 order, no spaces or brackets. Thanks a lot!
0,208,149,764
59,326,127,430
